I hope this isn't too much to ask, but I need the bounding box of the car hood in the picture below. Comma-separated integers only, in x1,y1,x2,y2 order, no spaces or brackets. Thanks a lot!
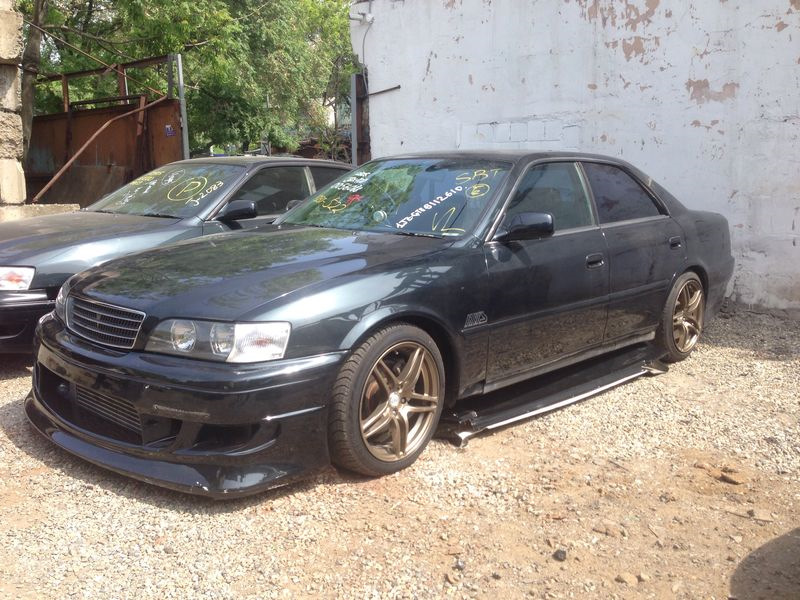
71,225,452,321
0,211,179,264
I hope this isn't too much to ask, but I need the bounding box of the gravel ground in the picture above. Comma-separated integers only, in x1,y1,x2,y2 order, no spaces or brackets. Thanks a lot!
0,307,798,599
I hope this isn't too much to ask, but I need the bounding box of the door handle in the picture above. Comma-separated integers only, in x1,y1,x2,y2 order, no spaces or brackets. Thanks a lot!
669,236,682,249
585,253,605,269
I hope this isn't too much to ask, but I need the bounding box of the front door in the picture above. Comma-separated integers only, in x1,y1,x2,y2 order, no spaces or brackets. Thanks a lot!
484,161,609,385
225,166,313,229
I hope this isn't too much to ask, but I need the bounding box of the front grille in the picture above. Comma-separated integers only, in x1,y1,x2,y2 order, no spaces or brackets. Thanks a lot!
75,385,142,433
67,296,145,349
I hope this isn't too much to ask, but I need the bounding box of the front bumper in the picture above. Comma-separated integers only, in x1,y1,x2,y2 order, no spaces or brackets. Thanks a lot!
25,313,346,498
0,290,53,353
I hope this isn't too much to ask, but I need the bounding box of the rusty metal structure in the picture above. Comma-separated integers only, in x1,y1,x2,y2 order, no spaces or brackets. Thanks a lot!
26,54,189,207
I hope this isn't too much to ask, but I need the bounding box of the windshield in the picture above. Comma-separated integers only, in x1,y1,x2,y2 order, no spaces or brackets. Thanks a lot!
279,158,511,237
87,163,245,218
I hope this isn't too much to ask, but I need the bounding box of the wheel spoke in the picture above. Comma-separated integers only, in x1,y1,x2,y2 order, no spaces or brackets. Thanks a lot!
374,359,399,393
361,402,392,438
405,403,437,414
686,288,702,313
389,411,409,457
398,347,425,395
410,392,439,405
679,321,691,350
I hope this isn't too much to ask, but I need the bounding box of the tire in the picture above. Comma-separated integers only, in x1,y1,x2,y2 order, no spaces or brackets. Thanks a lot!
328,324,446,477
658,272,705,363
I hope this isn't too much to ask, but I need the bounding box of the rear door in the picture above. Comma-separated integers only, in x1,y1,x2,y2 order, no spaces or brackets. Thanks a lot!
581,162,686,341
484,161,609,385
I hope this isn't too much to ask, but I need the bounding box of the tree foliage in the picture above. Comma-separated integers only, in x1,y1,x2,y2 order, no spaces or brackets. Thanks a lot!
19,0,355,154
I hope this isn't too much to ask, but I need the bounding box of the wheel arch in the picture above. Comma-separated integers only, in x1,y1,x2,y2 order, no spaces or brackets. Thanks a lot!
340,309,462,408
685,264,709,294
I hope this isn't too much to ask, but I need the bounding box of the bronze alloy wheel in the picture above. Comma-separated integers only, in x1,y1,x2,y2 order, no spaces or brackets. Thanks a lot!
672,278,704,353
358,341,441,462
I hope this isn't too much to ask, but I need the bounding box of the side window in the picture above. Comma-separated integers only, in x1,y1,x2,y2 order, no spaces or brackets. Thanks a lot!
229,167,311,216
505,162,594,231
582,163,662,224
310,166,348,190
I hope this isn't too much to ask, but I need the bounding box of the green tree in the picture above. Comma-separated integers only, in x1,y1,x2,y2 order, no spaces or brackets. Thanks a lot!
19,0,356,157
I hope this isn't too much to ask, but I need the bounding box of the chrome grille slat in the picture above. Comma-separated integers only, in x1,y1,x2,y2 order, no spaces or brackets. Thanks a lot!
67,296,145,349
75,386,142,433
71,314,141,336
71,303,143,323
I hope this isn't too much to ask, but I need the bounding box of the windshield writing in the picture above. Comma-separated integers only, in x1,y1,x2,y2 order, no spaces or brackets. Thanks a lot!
88,164,245,218
280,159,510,237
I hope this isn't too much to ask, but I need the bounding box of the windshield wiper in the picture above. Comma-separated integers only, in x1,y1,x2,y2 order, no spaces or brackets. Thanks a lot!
140,212,177,219
390,230,438,238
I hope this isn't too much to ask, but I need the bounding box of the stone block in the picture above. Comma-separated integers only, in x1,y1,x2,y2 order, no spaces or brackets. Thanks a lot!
0,10,23,64
476,123,493,143
493,122,511,142
0,157,25,204
0,111,22,159
0,203,80,223
510,122,527,142
528,120,546,141
0,64,20,112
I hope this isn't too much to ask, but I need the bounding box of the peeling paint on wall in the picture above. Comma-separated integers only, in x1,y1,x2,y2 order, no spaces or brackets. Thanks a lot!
685,80,739,104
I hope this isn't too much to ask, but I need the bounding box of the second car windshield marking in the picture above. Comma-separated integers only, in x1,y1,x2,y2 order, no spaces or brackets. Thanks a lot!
396,185,463,229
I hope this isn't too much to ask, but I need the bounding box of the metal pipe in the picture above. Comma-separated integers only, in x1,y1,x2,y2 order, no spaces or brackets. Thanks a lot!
175,54,190,160
32,96,168,204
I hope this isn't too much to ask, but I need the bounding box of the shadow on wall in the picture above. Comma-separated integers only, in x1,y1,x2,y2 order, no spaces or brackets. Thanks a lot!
730,528,800,600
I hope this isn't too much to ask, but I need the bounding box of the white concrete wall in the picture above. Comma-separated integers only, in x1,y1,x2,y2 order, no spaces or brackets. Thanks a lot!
351,0,800,310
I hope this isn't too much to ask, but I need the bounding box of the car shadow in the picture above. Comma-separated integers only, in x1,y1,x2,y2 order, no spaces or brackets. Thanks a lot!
0,397,340,513
730,528,800,600
0,354,33,379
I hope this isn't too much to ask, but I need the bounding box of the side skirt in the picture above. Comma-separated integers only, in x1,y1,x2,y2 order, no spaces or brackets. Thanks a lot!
437,343,667,447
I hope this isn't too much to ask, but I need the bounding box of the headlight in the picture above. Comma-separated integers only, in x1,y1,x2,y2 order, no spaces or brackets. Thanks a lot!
0,267,35,291
145,320,291,363
54,279,72,322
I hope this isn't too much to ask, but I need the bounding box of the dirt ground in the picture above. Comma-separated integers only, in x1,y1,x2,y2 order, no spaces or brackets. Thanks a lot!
0,307,798,599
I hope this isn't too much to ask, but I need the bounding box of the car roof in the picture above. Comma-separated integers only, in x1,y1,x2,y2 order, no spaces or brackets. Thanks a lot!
381,150,635,167
172,156,351,169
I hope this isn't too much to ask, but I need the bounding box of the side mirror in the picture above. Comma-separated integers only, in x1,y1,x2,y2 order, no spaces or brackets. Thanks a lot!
217,199,257,222
494,212,554,242
285,199,304,211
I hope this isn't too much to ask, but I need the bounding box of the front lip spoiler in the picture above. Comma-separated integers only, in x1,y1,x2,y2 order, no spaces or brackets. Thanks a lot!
24,388,326,499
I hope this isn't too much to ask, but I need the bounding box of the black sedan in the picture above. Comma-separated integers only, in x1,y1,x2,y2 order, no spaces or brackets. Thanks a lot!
25,151,734,497
0,157,350,352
